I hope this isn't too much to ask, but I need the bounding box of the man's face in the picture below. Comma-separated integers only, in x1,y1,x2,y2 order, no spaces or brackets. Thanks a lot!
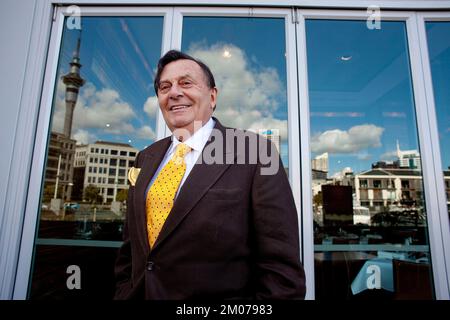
157,59,217,135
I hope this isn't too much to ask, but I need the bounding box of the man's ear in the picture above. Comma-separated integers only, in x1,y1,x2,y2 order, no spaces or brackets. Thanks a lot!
210,87,218,110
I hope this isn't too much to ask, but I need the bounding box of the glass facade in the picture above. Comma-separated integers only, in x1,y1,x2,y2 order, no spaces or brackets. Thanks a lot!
1,4,447,300
29,16,164,299
181,17,289,169
306,19,433,299
426,22,450,218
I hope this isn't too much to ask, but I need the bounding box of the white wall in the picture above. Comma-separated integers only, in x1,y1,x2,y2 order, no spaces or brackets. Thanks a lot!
0,0,53,299
0,0,37,299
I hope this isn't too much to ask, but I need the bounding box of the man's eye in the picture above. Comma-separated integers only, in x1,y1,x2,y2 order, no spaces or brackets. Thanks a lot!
159,83,170,91
180,80,192,87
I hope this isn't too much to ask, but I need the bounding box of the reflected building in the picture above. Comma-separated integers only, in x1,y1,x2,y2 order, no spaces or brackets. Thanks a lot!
43,35,84,203
74,141,138,203
355,168,423,211
312,152,329,196
44,132,76,201
397,140,421,170
312,152,329,173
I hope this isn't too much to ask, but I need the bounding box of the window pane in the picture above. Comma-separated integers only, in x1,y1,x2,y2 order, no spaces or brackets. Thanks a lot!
181,17,289,169
307,20,434,300
31,16,164,299
425,22,450,218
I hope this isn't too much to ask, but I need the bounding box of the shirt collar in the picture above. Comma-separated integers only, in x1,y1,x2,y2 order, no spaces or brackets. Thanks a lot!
170,117,215,153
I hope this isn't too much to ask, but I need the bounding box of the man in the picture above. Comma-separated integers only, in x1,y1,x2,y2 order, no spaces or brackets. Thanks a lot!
114,50,306,299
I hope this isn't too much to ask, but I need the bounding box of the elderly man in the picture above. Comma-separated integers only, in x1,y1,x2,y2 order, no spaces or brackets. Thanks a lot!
114,50,306,300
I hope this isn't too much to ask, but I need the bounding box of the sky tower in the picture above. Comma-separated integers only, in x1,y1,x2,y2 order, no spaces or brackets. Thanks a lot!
61,32,85,138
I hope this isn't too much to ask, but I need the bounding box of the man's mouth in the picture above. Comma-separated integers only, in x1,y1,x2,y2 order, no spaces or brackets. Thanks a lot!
170,105,191,111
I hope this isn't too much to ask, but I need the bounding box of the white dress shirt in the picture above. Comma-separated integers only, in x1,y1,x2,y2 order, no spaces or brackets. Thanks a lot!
147,117,216,198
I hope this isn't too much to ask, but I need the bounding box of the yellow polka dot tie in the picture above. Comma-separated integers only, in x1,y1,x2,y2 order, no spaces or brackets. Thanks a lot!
146,143,192,248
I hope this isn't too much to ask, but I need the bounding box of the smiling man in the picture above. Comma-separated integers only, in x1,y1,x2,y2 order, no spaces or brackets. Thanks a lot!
114,50,306,300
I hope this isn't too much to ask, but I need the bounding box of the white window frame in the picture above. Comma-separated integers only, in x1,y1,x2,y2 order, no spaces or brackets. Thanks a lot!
416,12,450,299
13,5,174,299
54,0,450,10
296,8,450,299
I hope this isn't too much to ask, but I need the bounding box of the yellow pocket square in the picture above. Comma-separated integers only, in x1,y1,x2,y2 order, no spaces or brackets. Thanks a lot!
128,167,141,186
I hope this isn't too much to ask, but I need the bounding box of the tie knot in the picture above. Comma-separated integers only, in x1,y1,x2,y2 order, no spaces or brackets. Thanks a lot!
174,143,191,159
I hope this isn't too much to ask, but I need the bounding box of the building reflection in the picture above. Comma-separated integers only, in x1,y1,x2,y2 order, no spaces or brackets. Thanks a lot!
39,32,138,241
311,142,447,299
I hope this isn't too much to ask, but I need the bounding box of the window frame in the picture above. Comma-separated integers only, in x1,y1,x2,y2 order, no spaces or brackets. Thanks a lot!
13,5,175,299
416,11,450,299
295,8,450,299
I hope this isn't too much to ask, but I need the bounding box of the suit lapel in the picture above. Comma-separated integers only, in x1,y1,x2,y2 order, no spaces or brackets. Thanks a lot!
152,119,235,251
134,137,171,254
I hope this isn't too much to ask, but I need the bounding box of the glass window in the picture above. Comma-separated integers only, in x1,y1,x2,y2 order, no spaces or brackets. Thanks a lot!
30,16,164,299
425,22,450,219
402,180,410,189
373,180,382,188
181,16,289,169
307,19,434,300
120,151,127,156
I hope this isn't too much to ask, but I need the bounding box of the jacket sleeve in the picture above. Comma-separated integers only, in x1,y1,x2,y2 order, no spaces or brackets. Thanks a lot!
113,152,141,299
251,139,306,299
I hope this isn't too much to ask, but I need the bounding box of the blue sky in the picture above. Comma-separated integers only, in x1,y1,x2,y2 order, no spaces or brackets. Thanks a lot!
53,17,164,149
52,17,448,176
306,19,427,175
426,22,450,171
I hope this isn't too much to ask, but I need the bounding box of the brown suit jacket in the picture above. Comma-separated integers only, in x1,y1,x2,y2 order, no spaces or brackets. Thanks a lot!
114,118,306,299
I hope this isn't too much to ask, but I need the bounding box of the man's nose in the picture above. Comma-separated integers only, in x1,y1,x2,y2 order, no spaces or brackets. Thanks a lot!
168,83,183,98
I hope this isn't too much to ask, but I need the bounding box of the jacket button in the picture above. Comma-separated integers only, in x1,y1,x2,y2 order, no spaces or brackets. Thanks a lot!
146,261,154,271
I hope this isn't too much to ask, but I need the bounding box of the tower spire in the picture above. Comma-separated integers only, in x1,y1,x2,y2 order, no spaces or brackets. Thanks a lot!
62,29,85,138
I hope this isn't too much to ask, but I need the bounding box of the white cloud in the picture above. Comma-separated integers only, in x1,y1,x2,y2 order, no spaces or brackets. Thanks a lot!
143,96,159,118
136,125,156,140
187,43,287,140
52,81,136,136
311,124,384,154
311,112,365,118
383,112,406,118
381,150,398,160
73,129,97,145
357,153,372,160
